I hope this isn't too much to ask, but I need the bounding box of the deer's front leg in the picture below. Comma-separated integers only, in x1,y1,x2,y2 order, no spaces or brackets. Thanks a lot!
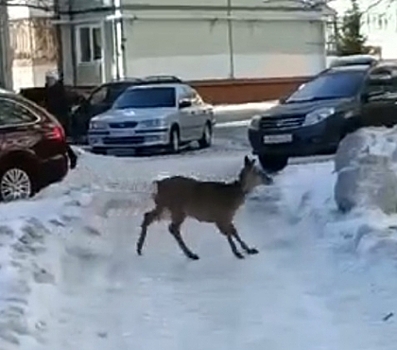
217,222,244,259
230,224,259,255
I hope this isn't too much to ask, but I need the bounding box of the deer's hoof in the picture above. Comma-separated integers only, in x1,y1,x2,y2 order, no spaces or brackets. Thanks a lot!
247,248,259,255
188,253,200,260
235,253,245,259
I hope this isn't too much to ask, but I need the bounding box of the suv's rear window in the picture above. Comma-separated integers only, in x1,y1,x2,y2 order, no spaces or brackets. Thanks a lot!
285,70,366,103
113,87,176,109
0,98,39,125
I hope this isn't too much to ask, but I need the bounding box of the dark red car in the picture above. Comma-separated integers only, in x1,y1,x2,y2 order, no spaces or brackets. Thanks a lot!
0,89,74,201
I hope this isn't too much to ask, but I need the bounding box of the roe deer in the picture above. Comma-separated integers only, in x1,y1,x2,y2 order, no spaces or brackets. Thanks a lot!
136,156,273,260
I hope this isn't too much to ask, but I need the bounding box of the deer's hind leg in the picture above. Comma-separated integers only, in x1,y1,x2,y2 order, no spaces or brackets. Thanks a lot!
137,206,163,255
230,224,259,255
168,211,199,260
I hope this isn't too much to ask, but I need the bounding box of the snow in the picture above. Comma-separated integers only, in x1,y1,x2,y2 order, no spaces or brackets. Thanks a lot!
0,178,92,349
215,119,251,128
331,126,397,262
213,101,278,113
2,127,397,349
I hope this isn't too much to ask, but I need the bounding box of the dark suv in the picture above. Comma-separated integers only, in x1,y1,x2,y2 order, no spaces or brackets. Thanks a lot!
0,89,70,201
71,75,183,142
248,61,397,172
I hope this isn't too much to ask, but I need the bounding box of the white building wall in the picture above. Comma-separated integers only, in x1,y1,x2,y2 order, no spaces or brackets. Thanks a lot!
63,1,329,85
123,17,326,80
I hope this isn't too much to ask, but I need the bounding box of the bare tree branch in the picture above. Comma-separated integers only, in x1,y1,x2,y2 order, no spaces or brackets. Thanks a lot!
1,0,54,12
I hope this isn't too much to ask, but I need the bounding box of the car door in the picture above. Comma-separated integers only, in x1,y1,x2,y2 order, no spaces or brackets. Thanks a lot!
179,85,205,140
177,85,195,141
87,84,111,117
360,67,397,128
189,88,209,138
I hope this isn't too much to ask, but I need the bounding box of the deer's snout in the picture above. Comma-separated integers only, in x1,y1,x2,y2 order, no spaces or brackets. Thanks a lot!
261,172,273,185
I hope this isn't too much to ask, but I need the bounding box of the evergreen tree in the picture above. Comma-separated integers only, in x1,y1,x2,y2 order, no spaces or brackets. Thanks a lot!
336,0,370,56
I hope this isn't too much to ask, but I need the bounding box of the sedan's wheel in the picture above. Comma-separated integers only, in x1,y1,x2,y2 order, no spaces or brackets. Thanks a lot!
198,123,212,149
169,128,180,153
0,166,34,202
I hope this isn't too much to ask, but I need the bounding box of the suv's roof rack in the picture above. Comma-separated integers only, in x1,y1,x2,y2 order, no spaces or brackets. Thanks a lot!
140,75,183,84
329,55,379,68
109,77,142,83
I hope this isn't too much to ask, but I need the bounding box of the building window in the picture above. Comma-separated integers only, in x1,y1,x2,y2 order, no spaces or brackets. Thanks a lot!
76,25,102,63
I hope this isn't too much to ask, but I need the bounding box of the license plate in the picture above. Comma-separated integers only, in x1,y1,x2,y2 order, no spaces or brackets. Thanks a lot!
263,134,292,144
111,129,135,136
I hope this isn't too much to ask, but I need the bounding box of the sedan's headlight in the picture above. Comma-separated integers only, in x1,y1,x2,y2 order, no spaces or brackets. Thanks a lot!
249,115,262,130
140,119,166,128
90,120,106,130
303,107,335,126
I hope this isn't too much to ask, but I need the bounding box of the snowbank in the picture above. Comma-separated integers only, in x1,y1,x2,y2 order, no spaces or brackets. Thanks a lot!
275,126,397,263
334,127,397,214
0,180,90,349
329,126,397,261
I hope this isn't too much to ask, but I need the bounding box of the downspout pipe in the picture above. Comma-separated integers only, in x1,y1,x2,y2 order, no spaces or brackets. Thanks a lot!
114,0,125,79
69,0,77,85
226,0,235,79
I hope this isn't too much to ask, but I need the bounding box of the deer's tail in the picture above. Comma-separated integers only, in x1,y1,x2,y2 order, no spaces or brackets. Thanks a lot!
150,180,160,201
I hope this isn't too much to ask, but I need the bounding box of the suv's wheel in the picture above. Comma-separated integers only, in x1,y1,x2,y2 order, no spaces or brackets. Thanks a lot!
169,127,180,153
198,122,212,149
0,163,36,202
258,154,288,173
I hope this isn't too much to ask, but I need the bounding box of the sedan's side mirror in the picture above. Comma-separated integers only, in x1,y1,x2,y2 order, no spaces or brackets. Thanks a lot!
278,96,286,104
179,99,192,109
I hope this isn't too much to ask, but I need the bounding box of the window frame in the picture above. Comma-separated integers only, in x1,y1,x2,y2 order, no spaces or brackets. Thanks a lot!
75,24,103,64
180,85,204,106
0,97,41,128
89,85,109,106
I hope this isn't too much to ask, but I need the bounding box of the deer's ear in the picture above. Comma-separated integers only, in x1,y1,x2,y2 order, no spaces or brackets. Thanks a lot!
244,155,250,167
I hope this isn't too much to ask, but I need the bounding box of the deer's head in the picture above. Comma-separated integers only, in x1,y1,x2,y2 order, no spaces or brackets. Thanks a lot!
239,156,273,193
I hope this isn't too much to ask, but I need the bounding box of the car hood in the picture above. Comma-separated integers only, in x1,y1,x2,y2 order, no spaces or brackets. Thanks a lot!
92,107,175,122
261,97,354,117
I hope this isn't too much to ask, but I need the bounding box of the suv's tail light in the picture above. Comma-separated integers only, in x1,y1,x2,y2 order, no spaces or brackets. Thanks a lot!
45,124,65,142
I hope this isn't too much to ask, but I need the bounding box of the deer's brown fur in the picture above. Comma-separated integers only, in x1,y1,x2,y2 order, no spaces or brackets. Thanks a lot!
136,156,272,260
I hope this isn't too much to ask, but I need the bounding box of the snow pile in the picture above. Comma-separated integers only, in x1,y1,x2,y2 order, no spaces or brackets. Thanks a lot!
334,127,397,214
0,182,91,349
320,126,397,261
272,127,397,263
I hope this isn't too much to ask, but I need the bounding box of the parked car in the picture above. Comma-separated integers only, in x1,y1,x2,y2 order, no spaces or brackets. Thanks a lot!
87,81,215,154
0,89,71,201
248,60,397,172
71,75,184,143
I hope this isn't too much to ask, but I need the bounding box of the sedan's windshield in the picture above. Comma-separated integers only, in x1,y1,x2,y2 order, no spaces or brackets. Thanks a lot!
113,87,176,109
285,71,366,103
